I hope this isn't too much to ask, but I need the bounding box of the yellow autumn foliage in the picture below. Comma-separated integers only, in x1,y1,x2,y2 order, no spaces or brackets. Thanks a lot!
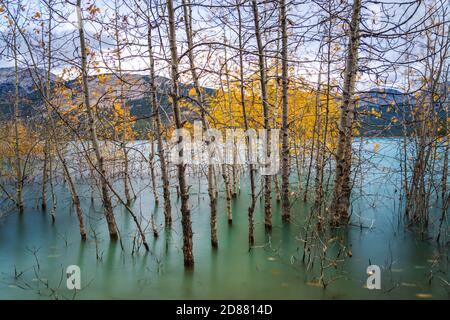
0,122,42,160
190,72,341,153
51,67,136,141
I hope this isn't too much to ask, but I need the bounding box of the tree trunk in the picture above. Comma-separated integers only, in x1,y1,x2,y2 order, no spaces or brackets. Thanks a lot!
222,36,234,223
280,0,290,222
222,164,233,224
147,21,172,227
12,26,23,213
438,98,449,242
76,0,118,240
41,140,48,211
167,0,194,267
57,143,87,240
182,0,218,247
329,0,361,225
113,4,132,206
251,0,272,230
314,16,332,217
149,133,159,206
237,1,256,246
48,149,57,222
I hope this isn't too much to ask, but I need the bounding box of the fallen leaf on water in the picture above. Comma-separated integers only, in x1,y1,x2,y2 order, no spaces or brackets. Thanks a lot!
267,257,276,261
32,278,47,282
306,280,322,288
401,282,417,287
416,293,432,299
271,269,281,275
373,143,380,153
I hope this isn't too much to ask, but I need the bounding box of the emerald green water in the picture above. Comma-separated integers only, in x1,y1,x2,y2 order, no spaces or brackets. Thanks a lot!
0,138,449,299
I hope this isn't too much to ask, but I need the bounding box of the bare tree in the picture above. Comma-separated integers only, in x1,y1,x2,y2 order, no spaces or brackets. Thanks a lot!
76,0,118,240
166,0,194,267
329,0,361,226
280,0,290,222
251,0,272,231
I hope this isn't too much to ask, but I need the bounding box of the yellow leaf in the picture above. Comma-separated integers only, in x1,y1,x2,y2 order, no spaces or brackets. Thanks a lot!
87,4,100,15
401,282,417,287
188,87,197,96
270,269,281,275
98,73,106,84
416,293,432,299
306,280,322,288
373,143,380,153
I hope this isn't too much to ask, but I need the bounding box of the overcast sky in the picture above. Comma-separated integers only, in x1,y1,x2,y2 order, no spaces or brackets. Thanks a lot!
0,0,448,93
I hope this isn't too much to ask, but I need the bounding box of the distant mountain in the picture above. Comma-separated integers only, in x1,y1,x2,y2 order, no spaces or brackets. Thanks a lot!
357,88,415,136
0,67,57,119
1,68,444,138
357,86,448,136
0,68,214,132
0,67,57,93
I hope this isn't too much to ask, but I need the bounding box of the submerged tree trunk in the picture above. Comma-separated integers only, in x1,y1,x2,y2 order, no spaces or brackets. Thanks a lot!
182,0,218,247
12,26,23,213
251,0,272,230
280,0,290,222
147,22,172,227
113,4,132,206
272,35,281,204
149,133,159,206
314,15,332,218
46,93,87,239
42,6,52,213
406,22,449,228
57,142,87,240
221,164,233,224
223,42,234,224
41,140,48,211
76,0,118,240
438,92,449,242
48,150,57,222
167,0,194,267
329,0,361,226
237,1,256,246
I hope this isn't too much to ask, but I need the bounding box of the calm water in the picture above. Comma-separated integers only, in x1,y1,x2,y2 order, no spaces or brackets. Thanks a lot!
0,138,449,299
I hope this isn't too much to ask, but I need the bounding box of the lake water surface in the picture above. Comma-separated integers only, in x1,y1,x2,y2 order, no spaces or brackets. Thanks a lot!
0,138,449,299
